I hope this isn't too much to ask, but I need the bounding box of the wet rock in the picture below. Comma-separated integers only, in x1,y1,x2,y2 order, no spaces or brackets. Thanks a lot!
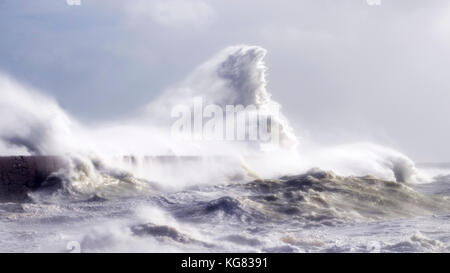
131,223,216,248
131,223,192,243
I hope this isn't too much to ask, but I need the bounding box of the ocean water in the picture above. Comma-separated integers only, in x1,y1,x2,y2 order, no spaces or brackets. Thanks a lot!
0,166,449,253
1,45,449,253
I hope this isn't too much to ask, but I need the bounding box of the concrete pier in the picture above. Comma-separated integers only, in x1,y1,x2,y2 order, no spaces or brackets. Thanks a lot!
0,156,66,201
0,155,248,202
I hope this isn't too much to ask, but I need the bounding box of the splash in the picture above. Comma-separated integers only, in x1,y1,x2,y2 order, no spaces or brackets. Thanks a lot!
300,142,419,183
0,75,79,155
0,45,435,197
145,45,299,152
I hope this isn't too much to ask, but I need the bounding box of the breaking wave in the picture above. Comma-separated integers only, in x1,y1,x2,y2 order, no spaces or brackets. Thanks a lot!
0,44,442,199
1,45,450,253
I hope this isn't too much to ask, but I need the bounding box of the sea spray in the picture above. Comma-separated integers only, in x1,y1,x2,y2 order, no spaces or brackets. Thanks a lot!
0,45,433,194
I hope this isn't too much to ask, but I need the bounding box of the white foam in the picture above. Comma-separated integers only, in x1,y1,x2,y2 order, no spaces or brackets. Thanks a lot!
0,45,439,190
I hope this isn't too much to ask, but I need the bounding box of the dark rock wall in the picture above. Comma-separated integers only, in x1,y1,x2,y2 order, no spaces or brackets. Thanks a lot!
0,156,66,201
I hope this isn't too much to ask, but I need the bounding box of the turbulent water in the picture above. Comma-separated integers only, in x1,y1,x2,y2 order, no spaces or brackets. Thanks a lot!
1,45,450,252
1,166,450,253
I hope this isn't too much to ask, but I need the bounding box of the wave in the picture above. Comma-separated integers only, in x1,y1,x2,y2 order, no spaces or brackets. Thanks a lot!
146,45,299,151
0,44,444,199
164,169,450,227
0,75,79,156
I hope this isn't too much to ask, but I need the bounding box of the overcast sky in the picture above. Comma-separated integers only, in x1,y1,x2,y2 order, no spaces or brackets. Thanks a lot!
0,0,449,162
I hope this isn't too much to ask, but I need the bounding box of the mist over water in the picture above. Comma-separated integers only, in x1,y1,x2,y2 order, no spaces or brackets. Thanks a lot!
1,45,449,252
0,45,423,185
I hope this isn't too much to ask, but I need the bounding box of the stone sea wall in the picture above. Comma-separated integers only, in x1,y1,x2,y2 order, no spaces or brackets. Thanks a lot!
0,156,66,201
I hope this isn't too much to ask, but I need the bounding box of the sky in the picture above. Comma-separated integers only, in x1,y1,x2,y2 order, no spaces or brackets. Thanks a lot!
0,0,449,162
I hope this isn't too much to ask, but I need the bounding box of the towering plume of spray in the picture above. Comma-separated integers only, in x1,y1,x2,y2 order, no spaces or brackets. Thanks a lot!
0,45,431,195
145,45,299,153
142,45,422,182
95,45,304,186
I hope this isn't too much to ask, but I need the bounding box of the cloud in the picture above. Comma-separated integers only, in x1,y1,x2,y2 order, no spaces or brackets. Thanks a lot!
125,0,216,28
259,26,332,47
432,3,450,42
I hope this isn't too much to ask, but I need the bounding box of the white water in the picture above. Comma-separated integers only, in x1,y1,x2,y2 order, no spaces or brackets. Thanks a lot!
0,45,427,188
1,45,449,253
